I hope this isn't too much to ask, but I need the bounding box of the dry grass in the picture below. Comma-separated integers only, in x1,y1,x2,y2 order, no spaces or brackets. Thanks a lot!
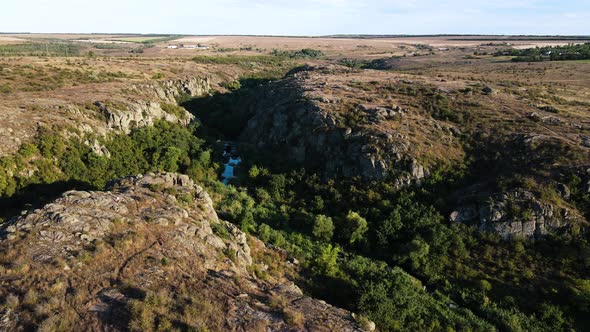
0,34,588,169
0,220,230,331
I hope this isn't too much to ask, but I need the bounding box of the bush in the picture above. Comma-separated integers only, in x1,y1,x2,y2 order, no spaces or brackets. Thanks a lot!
160,103,187,119
271,48,324,59
211,222,231,240
344,211,368,245
0,83,12,94
312,214,334,242
151,72,165,80
18,143,38,159
283,308,304,327
313,244,339,277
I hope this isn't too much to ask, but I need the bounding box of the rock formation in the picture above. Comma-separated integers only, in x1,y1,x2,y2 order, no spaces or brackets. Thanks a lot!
0,173,365,331
98,77,210,133
450,189,585,239
239,66,438,184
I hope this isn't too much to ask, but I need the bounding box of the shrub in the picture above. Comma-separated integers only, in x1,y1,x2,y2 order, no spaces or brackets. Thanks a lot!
283,308,304,327
313,244,339,277
18,143,38,158
152,72,165,80
0,83,12,94
211,222,231,240
344,211,368,245
312,214,334,242
160,103,186,119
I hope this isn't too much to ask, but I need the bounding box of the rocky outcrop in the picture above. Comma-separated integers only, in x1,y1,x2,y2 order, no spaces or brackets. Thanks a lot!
96,100,193,133
450,189,584,240
151,76,211,103
98,77,210,133
0,173,365,331
239,67,430,183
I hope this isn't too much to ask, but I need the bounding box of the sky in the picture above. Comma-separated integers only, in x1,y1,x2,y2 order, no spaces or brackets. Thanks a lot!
1,0,588,36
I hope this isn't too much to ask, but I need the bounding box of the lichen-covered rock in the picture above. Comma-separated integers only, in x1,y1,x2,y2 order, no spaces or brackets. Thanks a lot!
97,100,193,133
2,172,251,270
239,66,431,183
95,77,210,133
450,189,585,240
152,76,211,103
0,173,364,331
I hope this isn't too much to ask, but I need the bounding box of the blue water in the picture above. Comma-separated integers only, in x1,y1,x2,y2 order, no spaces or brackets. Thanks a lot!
222,156,242,185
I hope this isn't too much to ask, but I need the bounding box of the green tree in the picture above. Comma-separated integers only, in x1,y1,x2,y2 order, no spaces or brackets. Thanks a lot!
157,146,183,172
538,303,568,330
401,237,430,270
314,244,340,277
313,214,334,242
345,211,368,245
248,165,260,179
268,174,286,201
376,207,403,248
480,279,492,294
311,195,324,212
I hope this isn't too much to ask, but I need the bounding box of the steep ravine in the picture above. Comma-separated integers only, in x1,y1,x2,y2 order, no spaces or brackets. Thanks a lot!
188,66,589,240
238,73,430,185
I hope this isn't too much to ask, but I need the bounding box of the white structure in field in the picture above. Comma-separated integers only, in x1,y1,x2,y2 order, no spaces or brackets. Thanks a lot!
166,44,210,50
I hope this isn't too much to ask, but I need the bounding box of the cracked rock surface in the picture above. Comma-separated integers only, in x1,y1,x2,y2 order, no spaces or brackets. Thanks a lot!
0,173,364,331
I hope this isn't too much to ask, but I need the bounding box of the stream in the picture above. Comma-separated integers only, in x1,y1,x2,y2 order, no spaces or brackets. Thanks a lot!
221,143,241,185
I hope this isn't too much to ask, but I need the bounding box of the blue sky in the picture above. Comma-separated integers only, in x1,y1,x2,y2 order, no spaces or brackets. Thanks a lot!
1,0,588,35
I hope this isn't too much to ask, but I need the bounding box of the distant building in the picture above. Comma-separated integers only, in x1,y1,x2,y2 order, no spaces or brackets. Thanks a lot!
167,44,210,50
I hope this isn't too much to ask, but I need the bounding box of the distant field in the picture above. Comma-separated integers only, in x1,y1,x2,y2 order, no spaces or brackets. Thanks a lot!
0,36,28,45
110,35,181,44
168,35,587,58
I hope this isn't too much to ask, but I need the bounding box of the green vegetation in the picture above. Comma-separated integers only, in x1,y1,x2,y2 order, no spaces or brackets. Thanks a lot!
179,81,590,331
0,43,80,56
191,55,292,79
192,54,285,66
2,69,590,331
422,91,472,124
0,83,11,94
496,43,590,62
160,102,187,119
338,58,370,69
0,120,217,219
206,157,590,331
312,214,334,241
93,43,123,50
271,48,324,58
339,57,403,70
0,63,132,92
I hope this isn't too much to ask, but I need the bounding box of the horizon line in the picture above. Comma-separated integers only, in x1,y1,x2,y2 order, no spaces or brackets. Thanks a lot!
1,32,590,39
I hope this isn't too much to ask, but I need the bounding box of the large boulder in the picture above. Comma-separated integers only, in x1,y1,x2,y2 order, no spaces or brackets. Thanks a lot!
0,173,365,331
450,189,585,240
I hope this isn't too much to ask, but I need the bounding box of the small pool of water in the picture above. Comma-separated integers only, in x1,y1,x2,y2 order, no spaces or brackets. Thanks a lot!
222,156,241,185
